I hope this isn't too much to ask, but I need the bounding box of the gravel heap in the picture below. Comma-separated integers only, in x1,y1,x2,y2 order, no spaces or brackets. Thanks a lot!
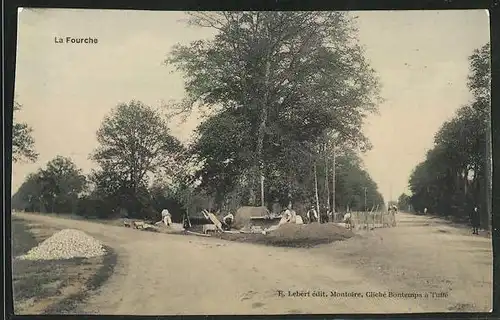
19,229,107,261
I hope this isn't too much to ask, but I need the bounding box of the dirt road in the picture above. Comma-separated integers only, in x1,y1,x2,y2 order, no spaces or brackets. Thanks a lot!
13,212,492,315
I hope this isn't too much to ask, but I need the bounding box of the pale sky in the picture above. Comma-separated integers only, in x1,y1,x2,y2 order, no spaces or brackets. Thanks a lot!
12,9,490,202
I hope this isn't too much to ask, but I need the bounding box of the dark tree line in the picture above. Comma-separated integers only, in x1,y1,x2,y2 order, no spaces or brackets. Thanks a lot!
12,156,86,213
399,43,491,228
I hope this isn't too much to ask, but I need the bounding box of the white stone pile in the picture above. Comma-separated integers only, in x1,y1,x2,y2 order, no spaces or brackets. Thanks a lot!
19,229,107,261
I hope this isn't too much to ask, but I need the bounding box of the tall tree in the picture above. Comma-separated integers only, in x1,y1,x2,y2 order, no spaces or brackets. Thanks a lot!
468,43,491,231
166,11,381,206
12,102,38,163
90,100,184,218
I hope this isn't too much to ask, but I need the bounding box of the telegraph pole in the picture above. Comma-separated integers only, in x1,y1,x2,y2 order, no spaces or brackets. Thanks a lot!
330,132,338,221
364,187,368,212
389,183,393,205
332,142,336,220
260,173,265,207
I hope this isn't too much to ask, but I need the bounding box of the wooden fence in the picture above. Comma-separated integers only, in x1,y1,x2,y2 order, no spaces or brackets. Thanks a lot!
332,211,397,230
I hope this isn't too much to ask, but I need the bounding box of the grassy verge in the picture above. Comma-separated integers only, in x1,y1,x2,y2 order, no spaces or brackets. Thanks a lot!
43,245,117,314
11,216,117,315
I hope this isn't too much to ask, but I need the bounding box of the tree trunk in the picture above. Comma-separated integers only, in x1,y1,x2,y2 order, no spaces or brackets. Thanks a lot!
331,142,336,220
249,187,256,206
256,53,271,209
462,169,466,195
260,175,265,207
314,162,320,219
325,142,330,213
51,197,55,213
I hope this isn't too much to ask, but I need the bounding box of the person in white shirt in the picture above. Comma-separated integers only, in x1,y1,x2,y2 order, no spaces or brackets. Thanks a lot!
343,211,352,229
281,204,296,223
161,209,172,226
306,205,319,223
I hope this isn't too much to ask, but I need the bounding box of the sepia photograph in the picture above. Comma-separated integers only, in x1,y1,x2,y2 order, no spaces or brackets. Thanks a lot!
10,8,492,315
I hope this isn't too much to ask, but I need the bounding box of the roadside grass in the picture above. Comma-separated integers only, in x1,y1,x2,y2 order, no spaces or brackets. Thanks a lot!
11,216,117,314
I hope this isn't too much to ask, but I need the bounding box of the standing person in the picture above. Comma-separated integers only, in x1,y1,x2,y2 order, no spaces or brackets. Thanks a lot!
161,208,172,227
222,212,234,230
306,205,319,223
423,207,428,215
470,206,480,235
320,205,329,223
343,211,353,229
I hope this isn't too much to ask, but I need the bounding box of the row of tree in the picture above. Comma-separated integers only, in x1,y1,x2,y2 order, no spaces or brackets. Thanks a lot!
12,12,385,220
11,124,383,219
12,104,383,220
398,43,491,228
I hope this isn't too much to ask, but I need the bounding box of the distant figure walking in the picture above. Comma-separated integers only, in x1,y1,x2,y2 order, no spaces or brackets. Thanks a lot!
424,207,428,215
306,205,319,223
470,206,480,235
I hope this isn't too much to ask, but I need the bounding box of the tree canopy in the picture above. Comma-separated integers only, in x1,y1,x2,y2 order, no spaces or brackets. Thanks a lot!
12,102,38,163
12,156,86,213
89,100,185,218
166,11,383,211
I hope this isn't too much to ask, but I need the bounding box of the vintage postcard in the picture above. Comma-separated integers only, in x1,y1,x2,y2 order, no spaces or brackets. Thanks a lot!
11,8,492,315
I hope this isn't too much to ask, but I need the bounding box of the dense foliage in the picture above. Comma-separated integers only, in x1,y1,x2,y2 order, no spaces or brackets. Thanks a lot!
12,156,86,213
405,43,490,227
167,12,384,213
13,12,386,219
12,102,38,163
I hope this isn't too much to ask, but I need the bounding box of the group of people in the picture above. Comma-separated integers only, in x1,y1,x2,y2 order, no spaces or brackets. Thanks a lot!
304,205,331,224
161,201,484,237
305,205,320,223
388,205,398,213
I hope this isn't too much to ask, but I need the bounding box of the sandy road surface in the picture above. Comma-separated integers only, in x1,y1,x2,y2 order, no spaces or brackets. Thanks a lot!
13,212,492,315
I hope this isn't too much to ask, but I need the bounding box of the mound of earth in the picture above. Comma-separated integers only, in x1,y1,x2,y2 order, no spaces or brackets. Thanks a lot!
218,223,355,248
